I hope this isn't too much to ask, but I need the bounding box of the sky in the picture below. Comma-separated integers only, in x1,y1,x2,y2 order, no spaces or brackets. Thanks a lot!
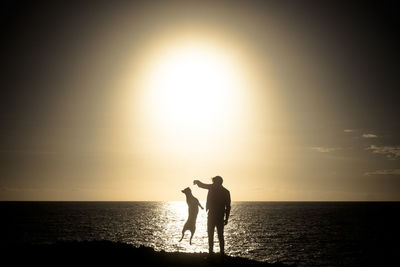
1,1,399,201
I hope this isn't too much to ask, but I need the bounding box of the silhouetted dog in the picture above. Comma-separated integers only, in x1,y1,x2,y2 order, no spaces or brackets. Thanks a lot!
179,187,203,244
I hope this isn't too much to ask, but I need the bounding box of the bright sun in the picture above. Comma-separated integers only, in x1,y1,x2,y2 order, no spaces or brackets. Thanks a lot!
140,41,245,137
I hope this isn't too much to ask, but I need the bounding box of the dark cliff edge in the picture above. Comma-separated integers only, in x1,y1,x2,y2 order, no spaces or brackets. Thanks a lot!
2,240,294,266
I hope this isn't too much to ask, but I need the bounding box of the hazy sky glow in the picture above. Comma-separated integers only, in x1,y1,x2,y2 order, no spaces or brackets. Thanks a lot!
1,1,399,201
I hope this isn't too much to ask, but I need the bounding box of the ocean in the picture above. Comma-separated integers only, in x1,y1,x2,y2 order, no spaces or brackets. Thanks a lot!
1,201,399,266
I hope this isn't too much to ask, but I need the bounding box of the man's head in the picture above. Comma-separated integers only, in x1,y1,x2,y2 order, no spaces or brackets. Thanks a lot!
181,187,192,195
212,176,223,185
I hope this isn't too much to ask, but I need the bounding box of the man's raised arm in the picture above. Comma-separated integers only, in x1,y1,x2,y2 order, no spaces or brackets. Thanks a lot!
193,180,212,190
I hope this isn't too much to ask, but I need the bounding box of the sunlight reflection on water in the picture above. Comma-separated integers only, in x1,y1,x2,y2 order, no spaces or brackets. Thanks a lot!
7,201,396,266
160,201,209,253
121,202,252,256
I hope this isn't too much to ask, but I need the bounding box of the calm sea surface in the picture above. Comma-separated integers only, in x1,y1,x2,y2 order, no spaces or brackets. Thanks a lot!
1,202,399,266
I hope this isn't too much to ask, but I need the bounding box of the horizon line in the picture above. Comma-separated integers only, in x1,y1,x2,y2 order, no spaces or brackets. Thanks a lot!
1,200,399,203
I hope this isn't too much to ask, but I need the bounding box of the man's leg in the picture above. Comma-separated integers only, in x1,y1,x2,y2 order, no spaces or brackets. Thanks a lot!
207,217,215,254
216,220,225,255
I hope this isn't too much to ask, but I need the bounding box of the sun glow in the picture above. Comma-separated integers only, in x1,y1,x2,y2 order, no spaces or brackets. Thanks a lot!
139,40,247,138
126,34,261,174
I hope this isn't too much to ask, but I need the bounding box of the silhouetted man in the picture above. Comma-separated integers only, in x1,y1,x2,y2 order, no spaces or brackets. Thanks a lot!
193,176,231,255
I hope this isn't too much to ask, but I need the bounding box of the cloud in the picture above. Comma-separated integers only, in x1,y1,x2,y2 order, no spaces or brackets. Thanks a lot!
362,133,378,138
364,169,400,176
311,147,341,153
344,129,354,133
366,145,400,160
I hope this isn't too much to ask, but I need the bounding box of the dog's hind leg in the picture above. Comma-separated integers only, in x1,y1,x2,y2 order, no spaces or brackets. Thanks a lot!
180,223,188,242
189,228,195,245
179,230,185,242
